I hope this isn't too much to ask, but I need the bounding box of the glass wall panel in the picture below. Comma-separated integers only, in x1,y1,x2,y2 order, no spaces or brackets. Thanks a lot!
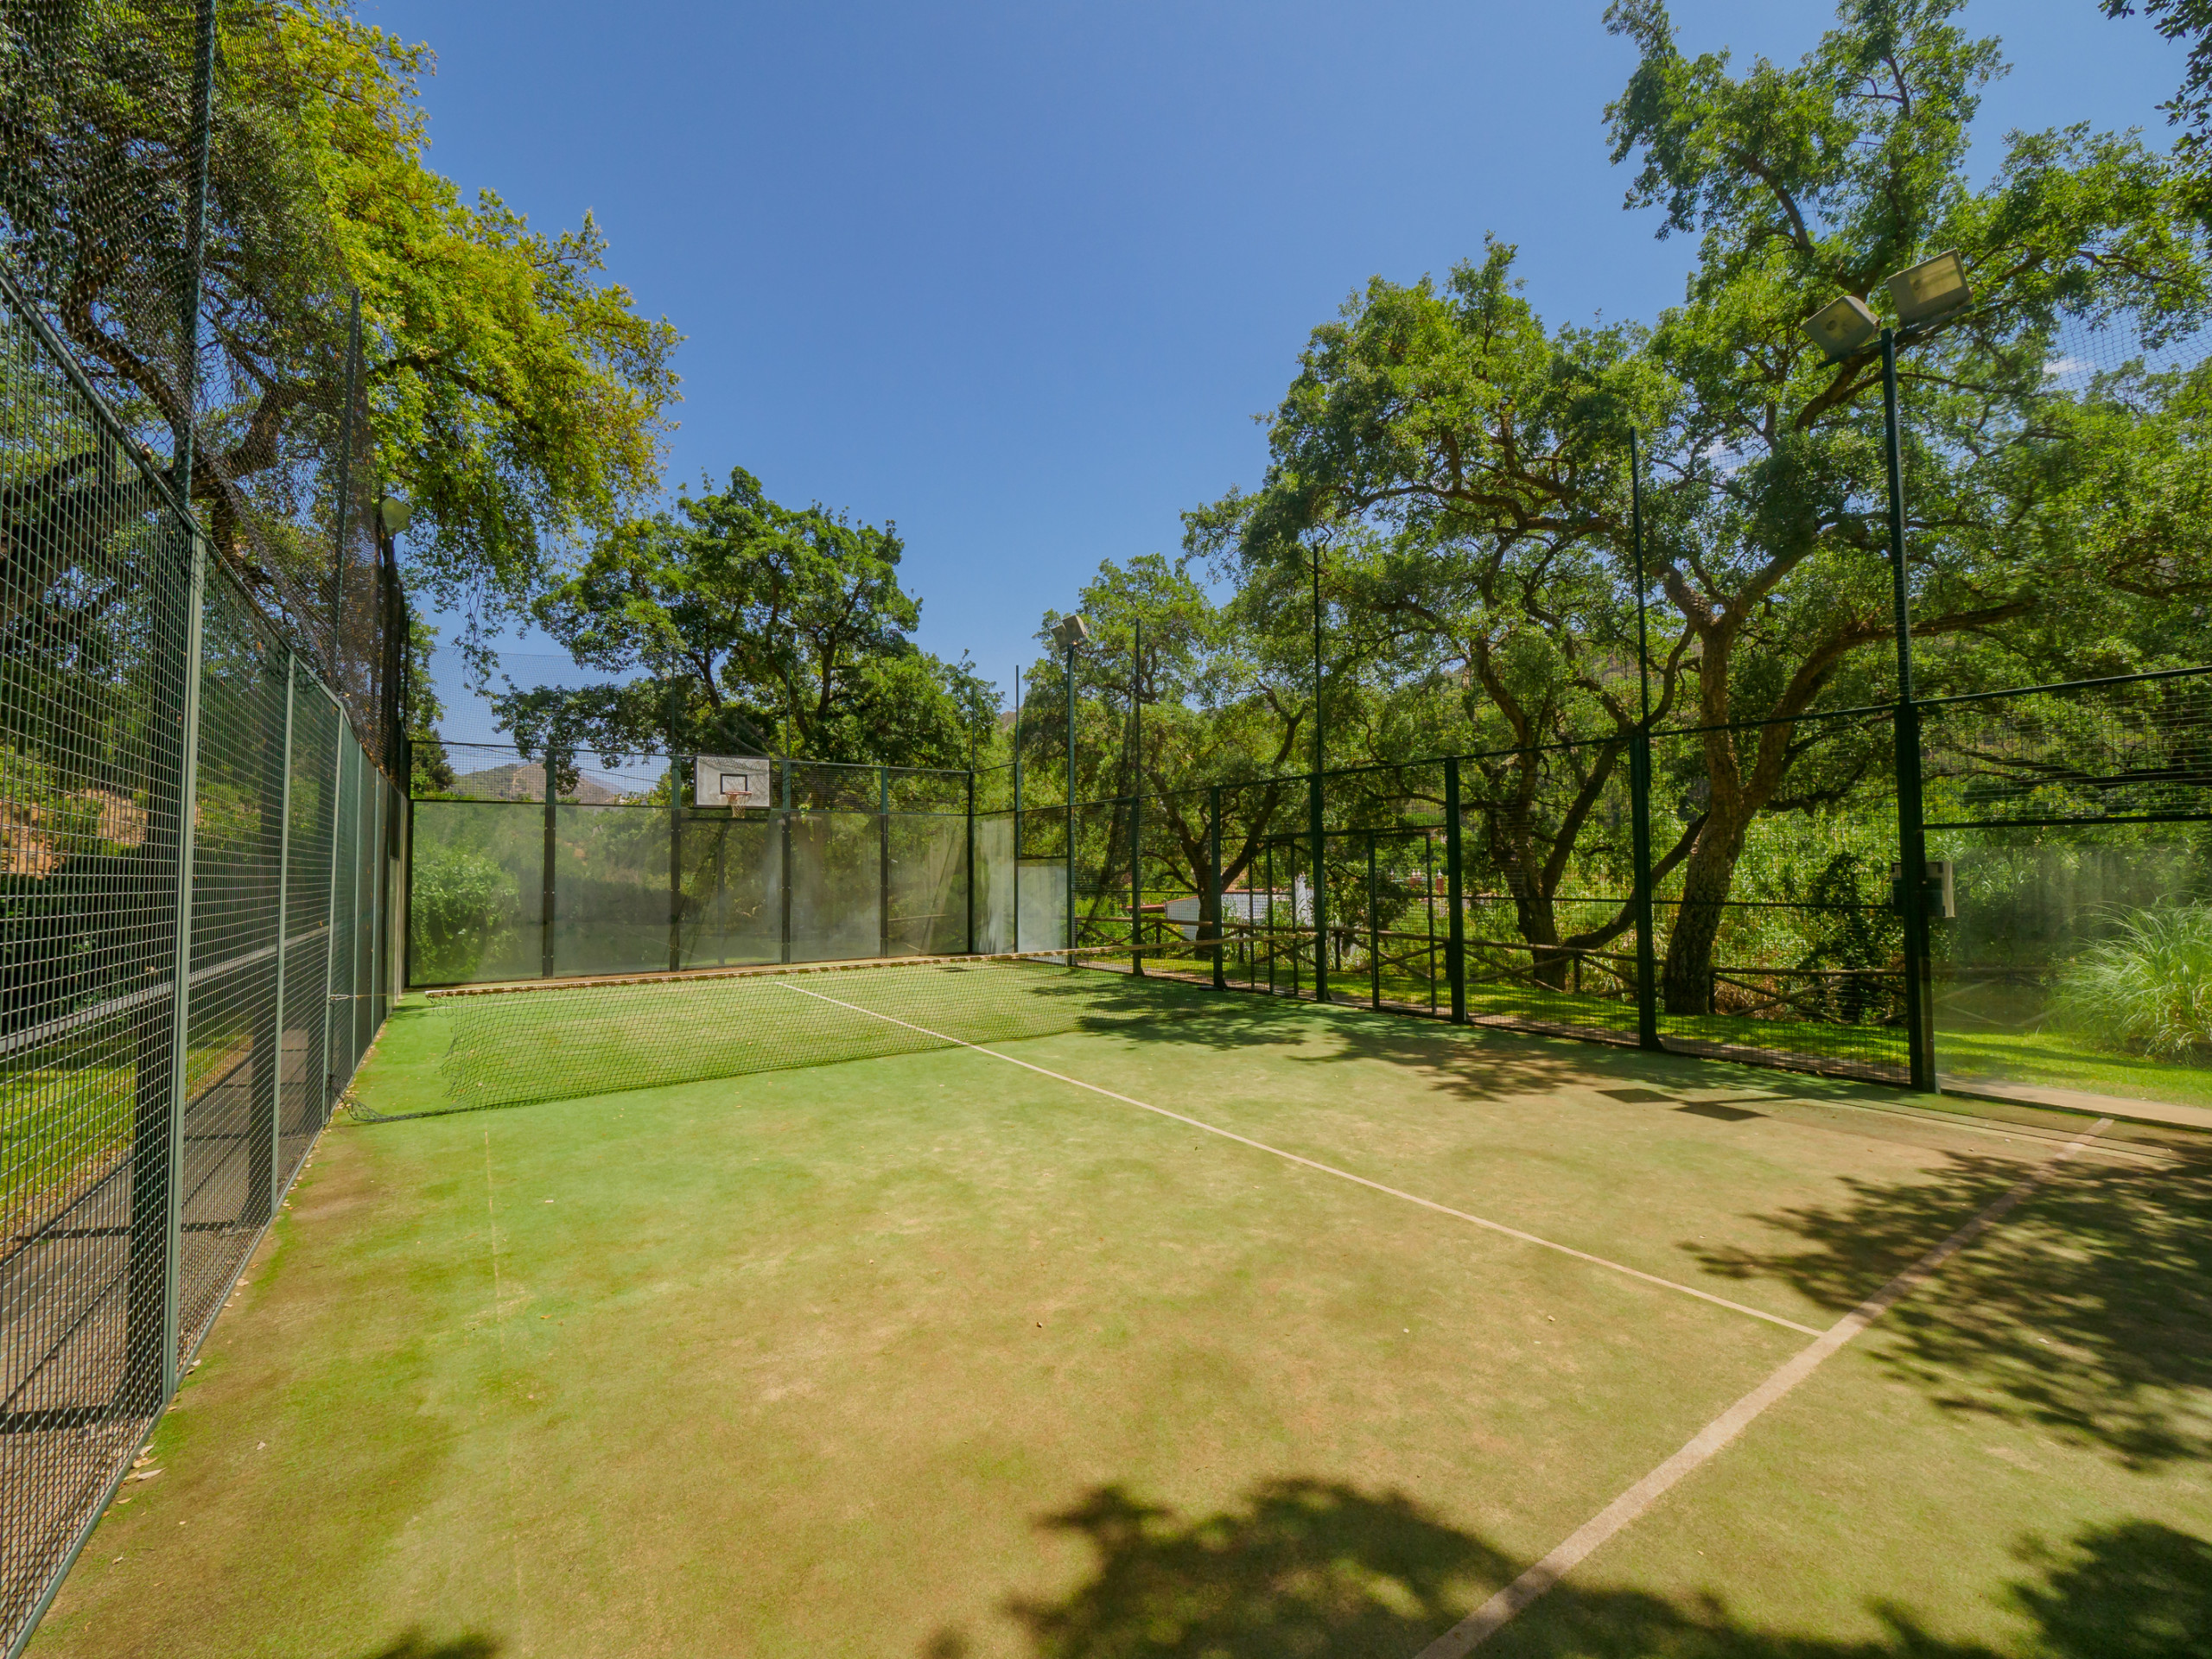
550,804,672,978
887,814,968,957
406,801,540,985
1016,862,1068,950
1930,828,2212,1113
973,813,1014,953
678,811,781,969
788,811,880,962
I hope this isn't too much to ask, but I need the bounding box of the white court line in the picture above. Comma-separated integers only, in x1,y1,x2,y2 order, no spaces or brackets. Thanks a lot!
774,982,1822,1337
1413,1115,2113,1657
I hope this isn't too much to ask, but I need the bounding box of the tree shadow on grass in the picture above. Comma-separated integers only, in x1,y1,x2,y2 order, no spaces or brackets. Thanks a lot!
1688,1145,2212,1469
1067,973,1721,1107
352,1635,499,1659
1062,971,2018,1133
921,1480,2212,1658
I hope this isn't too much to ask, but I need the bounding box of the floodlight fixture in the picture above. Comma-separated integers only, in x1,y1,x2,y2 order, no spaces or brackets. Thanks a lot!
1051,613,1090,652
376,492,413,537
1887,250,1972,327
1802,294,1879,364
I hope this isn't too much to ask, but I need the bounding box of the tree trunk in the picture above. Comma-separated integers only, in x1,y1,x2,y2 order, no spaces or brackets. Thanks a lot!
1489,810,1568,989
1660,805,1751,1015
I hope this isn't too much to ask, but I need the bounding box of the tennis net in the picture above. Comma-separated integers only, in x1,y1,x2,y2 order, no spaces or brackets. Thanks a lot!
384,947,1206,1119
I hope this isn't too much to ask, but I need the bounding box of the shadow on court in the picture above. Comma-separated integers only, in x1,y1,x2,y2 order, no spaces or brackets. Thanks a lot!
1688,1148,2212,1470
917,1481,2211,1658
352,1637,499,1659
1064,974,1909,1111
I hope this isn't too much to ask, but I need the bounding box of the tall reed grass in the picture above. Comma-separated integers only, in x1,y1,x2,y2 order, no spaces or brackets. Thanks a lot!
2054,905,2212,1059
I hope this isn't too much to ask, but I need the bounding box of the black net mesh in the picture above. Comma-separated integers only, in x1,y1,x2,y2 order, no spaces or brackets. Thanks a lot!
1922,671,2212,1110
1,3,403,1646
1,0,401,757
1647,709,1906,1081
416,947,1198,1119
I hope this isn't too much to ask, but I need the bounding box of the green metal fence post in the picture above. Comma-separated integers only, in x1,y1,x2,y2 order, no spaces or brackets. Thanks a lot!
1628,739,1663,1057
1308,774,1328,1004
402,772,416,991
1012,668,1023,954
1425,830,1438,1014
965,769,976,955
1130,619,1143,974
159,527,207,1399
1130,788,1144,975
1883,329,1936,1091
131,0,219,1410
540,739,557,979
1445,758,1466,1024
1064,641,1077,956
878,766,891,958
779,760,793,964
668,748,683,973
1629,429,1662,1052
251,652,296,1222
330,292,360,660
1368,832,1380,1008
318,696,344,1113
1209,785,1225,991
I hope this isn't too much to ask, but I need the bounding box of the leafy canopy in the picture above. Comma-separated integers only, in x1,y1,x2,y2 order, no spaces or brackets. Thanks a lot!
499,467,995,772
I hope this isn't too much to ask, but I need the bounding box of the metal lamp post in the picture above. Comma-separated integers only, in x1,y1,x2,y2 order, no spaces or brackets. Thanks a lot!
1801,250,1972,1092
1628,432,1661,1051
1309,543,1328,1003
1050,613,1089,955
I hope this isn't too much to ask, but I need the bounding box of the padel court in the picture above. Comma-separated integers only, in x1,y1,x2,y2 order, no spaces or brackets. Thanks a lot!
28,961,2212,1658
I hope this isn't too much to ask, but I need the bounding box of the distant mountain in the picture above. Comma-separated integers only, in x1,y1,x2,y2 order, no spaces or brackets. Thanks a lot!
448,763,623,804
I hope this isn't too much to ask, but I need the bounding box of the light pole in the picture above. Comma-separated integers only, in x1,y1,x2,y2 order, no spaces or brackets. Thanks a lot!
374,491,411,775
1627,432,1660,1051
1801,250,1971,1092
1309,543,1328,1004
1130,616,1143,974
1050,613,1089,956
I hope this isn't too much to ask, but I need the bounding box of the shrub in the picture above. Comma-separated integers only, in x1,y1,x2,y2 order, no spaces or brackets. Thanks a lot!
410,848,515,982
2052,905,2212,1059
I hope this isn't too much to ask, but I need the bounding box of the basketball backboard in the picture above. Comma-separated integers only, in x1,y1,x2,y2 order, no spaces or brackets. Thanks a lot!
694,755,772,810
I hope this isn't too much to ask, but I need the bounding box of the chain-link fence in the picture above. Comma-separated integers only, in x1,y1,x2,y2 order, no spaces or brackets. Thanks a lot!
1922,668,2212,1109
2,2,404,1649
412,664,2203,1124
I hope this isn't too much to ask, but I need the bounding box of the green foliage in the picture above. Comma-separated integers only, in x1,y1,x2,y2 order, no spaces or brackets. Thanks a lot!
408,734,457,796
2,1,679,627
500,467,995,772
2102,0,2212,208
407,844,514,983
2055,904,2212,1058
1016,554,1313,899
1182,0,2212,1008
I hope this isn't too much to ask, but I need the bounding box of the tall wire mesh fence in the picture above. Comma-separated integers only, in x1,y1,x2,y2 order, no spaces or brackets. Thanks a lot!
408,745,973,986
2,1,404,1649
411,664,2212,1134
1921,671,2212,1105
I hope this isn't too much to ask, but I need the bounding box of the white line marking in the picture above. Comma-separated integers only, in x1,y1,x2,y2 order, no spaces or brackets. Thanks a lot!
1412,1116,2113,1657
774,981,1822,1336
482,1131,527,1637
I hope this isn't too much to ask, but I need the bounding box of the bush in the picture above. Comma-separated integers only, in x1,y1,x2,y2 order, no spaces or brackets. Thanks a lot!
410,848,515,982
2053,905,2212,1059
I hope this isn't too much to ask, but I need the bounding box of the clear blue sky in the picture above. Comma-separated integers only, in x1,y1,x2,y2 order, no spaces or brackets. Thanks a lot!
360,0,2188,745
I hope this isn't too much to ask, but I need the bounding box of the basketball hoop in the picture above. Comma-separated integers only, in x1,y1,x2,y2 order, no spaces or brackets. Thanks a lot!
695,754,772,813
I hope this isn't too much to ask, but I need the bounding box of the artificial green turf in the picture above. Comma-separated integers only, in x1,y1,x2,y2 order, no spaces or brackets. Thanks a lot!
1484,1111,2212,1657
25,986,2212,1658
1936,1026,2212,1110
